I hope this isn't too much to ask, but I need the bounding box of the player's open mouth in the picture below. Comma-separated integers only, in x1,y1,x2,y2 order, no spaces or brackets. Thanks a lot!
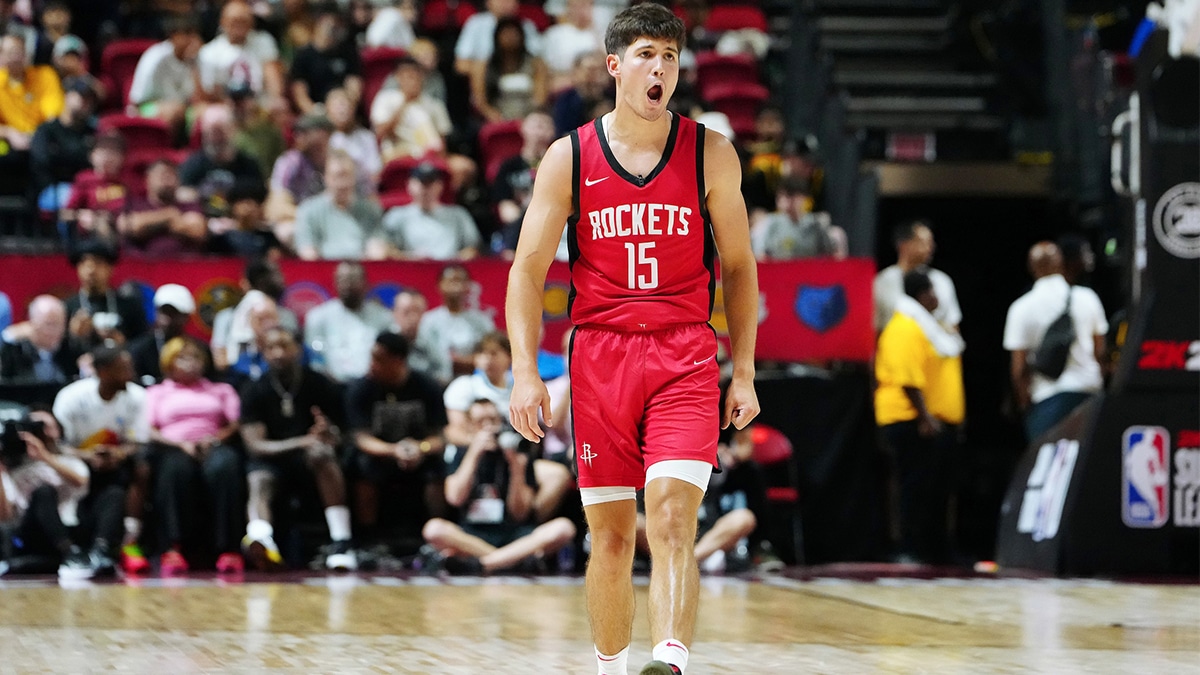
648,84,663,103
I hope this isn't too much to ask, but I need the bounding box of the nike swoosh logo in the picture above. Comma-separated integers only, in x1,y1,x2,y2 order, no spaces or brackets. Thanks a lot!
693,356,714,366
584,176,609,186
666,641,685,649
597,655,619,661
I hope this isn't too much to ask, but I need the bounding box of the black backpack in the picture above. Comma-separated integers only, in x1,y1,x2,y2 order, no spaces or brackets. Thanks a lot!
1032,288,1076,379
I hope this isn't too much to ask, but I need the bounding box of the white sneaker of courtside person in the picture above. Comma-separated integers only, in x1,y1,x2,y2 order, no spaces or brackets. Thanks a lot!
326,540,357,571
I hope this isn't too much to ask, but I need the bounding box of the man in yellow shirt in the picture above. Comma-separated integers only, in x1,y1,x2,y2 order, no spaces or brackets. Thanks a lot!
875,269,965,564
0,33,64,148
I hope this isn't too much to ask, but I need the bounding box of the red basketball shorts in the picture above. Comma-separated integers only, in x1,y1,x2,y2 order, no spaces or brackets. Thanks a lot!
569,322,720,489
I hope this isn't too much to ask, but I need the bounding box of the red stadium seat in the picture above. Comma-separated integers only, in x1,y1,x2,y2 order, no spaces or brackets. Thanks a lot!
379,189,413,209
419,0,477,36
378,156,455,204
704,82,770,141
99,38,157,109
750,424,804,565
704,5,769,33
477,119,523,185
97,114,174,150
360,47,407,112
694,51,760,102
518,2,554,32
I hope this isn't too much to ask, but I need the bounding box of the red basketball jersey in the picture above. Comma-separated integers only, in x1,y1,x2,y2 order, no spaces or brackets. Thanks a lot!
567,113,715,328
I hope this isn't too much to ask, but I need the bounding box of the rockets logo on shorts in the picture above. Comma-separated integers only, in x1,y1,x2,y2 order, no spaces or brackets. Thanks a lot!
579,443,598,469
1122,426,1170,528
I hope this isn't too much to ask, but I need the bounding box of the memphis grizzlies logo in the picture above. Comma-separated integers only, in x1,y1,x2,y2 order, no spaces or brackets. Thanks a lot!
795,285,847,333
1122,426,1170,528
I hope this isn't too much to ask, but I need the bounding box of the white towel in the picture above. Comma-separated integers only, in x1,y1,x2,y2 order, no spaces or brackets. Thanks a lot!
895,295,966,357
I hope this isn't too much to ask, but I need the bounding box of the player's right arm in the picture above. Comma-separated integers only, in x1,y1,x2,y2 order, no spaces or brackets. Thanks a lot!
506,135,575,442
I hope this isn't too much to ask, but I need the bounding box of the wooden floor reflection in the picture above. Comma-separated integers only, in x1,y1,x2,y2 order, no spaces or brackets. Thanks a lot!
0,572,1197,673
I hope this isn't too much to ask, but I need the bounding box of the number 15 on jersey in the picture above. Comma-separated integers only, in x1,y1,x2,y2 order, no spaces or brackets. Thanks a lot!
625,242,659,290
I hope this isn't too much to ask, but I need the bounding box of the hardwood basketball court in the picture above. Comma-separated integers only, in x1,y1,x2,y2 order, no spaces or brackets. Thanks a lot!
0,568,1196,673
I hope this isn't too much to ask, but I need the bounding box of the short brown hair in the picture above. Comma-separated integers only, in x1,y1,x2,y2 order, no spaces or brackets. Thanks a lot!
604,2,686,56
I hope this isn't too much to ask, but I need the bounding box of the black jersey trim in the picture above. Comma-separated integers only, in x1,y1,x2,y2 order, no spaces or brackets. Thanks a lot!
592,112,681,189
696,123,718,318
566,129,582,320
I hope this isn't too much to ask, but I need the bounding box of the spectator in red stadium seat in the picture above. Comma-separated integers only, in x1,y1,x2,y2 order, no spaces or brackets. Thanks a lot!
365,0,417,50
293,149,386,261
493,110,555,258
264,112,333,243
231,86,286,181
469,16,548,123
327,87,381,187
177,103,264,218
371,55,451,163
30,76,95,216
454,0,542,77
371,56,476,192
0,32,62,146
542,0,605,91
65,131,127,245
380,161,481,261
289,6,363,114
197,1,284,108
50,35,104,103
117,159,208,259
127,15,203,141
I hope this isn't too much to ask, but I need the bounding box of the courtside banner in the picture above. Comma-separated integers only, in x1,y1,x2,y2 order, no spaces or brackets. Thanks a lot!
2,256,876,363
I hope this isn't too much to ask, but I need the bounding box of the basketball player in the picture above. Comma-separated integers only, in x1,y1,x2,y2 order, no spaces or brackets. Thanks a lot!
505,5,760,675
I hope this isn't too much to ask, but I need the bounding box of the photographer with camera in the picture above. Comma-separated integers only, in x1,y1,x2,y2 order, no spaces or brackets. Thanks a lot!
443,332,574,524
0,406,95,579
420,398,575,575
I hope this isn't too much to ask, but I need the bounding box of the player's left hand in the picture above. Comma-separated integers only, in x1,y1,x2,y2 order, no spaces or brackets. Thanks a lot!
722,377,760,430
510,375,551,443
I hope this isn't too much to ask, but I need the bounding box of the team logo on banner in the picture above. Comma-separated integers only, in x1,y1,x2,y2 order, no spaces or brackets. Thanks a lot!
1152,182,1200,258
195,279,242,333
794,285,847,333
281,281,331,322
1122,426,1171,528
542,282,570,321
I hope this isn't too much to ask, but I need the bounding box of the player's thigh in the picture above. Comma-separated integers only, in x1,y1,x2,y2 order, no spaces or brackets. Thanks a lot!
570,327,646,488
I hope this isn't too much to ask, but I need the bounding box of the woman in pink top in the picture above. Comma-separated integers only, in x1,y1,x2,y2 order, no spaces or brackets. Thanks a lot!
145,337,245,575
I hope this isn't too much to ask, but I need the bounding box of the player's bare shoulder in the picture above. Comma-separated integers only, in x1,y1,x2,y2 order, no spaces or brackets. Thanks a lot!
701,124,743,190
529,135,577,203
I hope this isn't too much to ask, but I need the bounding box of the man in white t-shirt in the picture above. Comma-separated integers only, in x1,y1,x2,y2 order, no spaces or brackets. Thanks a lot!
416,264,496,383
51,345,151,574
874,219,961,331
365,0,417,49
304,261,393,382
541,0,605,90
127,15,201,137
197,1,283,103
1003,241,1108,441
453,0,543,75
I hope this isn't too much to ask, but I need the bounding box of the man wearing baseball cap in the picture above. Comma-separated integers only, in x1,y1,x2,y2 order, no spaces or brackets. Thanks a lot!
128,284,200,385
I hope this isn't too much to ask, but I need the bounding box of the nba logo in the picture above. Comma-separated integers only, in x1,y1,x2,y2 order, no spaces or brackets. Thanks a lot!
1122,426,1171,528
